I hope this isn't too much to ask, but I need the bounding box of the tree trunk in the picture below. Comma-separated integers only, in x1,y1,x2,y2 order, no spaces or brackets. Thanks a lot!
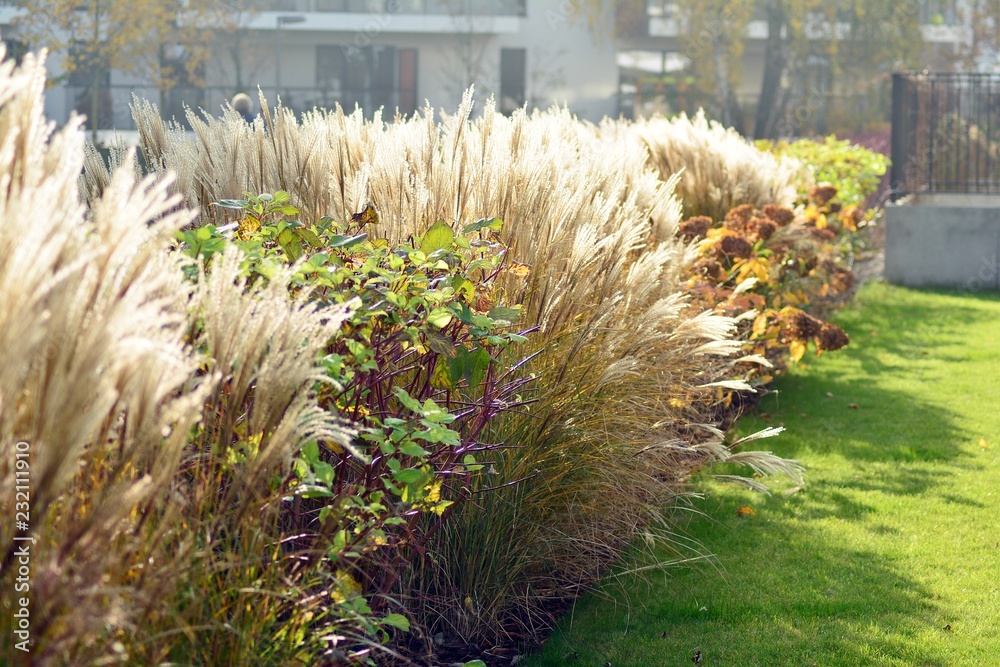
91,71,100,143
754,0,787,139
712,32,733,127
91,0,101,144
233,32,245,93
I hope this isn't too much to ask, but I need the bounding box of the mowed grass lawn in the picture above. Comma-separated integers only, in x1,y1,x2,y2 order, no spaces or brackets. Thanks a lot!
529,283,1000,666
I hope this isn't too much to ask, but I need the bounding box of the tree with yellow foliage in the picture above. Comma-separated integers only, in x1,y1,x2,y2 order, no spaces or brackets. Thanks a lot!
14,0,197,140
574,0,924,137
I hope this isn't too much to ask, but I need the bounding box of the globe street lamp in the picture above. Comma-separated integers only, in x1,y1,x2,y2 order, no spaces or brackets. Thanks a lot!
275,15,306,99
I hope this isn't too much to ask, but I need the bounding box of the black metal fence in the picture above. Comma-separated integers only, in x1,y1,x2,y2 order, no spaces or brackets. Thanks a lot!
65,83,417,132
891,72,1000,197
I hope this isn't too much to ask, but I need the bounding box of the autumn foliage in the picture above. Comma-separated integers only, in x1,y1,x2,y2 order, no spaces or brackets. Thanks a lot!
0,45,886,666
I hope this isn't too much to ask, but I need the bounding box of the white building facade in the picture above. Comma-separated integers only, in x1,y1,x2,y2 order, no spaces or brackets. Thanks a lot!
0,0,620,133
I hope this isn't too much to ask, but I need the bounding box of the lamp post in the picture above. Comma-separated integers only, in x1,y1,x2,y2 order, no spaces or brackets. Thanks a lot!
275,15,306,100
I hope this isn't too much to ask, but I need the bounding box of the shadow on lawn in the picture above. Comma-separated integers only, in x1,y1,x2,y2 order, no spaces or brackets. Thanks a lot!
533,498,946,667
833,285,1000,373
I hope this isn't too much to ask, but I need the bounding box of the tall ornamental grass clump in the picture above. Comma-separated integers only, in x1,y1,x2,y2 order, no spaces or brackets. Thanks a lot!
631,110,807,221
106,92,803,655
0,50,418,667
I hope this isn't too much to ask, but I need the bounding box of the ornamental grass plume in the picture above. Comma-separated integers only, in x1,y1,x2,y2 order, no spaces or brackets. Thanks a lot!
634,110,807,221
0,47,203,663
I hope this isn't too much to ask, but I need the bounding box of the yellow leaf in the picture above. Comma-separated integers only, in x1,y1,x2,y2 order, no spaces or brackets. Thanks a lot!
752,313,769,339
980,438,990,449
506,263,531,278
736,505,756,517
751,257,770,283
789,340,807,363
733,258,753,283
841,205,859,232
429,500,454,516
431,357,455,389
815,213,828,230
424,478,442,504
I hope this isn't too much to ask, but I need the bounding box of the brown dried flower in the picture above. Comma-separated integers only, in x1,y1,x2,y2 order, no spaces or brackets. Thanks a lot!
832,268,855,293
762,204,795,226
717,234,753,259
725,204,760,231
810,227,837,241
785,308,824,341
817,323,850,351
677,216,712,241
810,185,838,205
746,216,778,243
693,257,726,282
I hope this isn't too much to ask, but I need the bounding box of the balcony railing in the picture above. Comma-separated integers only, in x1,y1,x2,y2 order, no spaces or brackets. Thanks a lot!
251,0,525,15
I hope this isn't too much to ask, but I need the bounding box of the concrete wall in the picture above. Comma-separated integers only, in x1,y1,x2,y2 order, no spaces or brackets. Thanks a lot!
885,193,1000,290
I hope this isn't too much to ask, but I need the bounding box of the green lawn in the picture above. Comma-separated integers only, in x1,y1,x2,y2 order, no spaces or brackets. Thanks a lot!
529,283,1000,666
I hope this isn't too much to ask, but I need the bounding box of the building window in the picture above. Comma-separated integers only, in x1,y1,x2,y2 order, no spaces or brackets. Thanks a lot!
161,44,205,128
316,45,418,117
919,0,959,26
499,47,525,115
3,39,29,66
398,48,418,117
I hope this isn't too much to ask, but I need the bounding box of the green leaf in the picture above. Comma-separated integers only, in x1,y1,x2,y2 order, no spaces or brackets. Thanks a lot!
393,388,425,414
295,227,324,247
329,233,368,249
277,228,303,260
463,661,487,667
273,190,291,204
399,442,430,457
295,484,334,499
214,199,248,210
421,220,455,255
394,468,425,484
452,276,476,300
300,440,320,463
488,305,522,325
424,329,459,358
462,217,504,234
381,613,410,632
413,425,460,446
427,307,454,329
